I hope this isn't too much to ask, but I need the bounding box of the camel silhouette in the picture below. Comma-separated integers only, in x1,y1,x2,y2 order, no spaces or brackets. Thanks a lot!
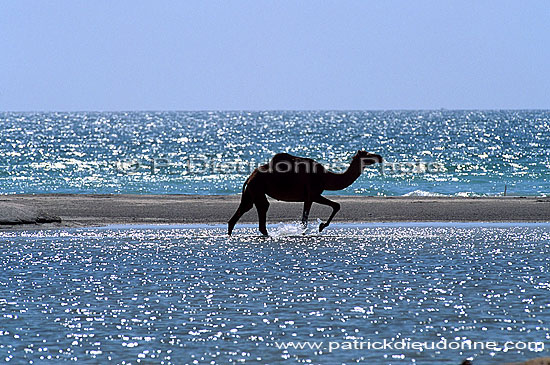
228,151,383,236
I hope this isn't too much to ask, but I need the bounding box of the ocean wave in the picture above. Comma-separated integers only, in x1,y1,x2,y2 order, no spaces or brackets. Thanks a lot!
403,190,482,197
402,190,445,197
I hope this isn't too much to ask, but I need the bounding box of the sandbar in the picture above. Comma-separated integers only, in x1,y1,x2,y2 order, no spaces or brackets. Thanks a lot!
0,194,549,230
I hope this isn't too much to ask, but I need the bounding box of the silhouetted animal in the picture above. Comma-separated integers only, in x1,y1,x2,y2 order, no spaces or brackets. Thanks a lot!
228,151,383,235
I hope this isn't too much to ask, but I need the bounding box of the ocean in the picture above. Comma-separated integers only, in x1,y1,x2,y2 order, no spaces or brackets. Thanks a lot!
0,110,548,196
2,111,550,364
1,223,549,363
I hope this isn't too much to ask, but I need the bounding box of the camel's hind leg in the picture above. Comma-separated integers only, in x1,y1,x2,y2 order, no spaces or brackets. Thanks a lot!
228,191,253,235
314,195,340,232
254,194,270,236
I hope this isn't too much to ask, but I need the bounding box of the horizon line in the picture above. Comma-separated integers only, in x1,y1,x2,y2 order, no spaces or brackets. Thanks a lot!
2,108,550,113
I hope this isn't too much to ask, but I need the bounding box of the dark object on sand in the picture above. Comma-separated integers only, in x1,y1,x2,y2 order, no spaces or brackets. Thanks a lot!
0,203,61,226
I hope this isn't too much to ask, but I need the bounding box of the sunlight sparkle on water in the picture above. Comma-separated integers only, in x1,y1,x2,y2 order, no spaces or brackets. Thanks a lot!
1,224,549,363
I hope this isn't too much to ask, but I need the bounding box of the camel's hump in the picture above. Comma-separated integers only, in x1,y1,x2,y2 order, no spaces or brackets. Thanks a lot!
271,153,313,162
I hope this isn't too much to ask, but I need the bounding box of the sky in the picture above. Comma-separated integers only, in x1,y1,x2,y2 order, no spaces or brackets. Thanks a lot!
1,0,549,111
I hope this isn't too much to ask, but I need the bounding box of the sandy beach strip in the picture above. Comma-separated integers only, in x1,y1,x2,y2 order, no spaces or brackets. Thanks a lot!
0,194,549,229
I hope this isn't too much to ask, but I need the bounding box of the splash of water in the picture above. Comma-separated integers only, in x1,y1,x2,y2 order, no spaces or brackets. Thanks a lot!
270,218,324,237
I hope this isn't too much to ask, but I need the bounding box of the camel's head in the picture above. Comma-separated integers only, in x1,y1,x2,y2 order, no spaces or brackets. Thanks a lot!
354,150,383,166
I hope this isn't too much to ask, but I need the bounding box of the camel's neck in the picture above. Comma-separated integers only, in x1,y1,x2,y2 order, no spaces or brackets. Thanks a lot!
324,157,363,191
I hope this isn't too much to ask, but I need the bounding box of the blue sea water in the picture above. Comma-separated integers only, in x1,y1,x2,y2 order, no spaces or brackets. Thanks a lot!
0,223,549,364
0,110,548,196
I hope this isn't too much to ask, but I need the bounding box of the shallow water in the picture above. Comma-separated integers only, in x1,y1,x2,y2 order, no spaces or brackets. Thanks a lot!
1,223,549,363
1,110,549,196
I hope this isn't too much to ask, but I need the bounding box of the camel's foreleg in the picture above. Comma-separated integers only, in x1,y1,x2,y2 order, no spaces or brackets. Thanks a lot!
314,196,340,232
302,200,312,229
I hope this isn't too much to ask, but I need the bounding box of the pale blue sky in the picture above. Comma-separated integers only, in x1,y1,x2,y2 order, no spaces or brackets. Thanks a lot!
1,0,549,111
